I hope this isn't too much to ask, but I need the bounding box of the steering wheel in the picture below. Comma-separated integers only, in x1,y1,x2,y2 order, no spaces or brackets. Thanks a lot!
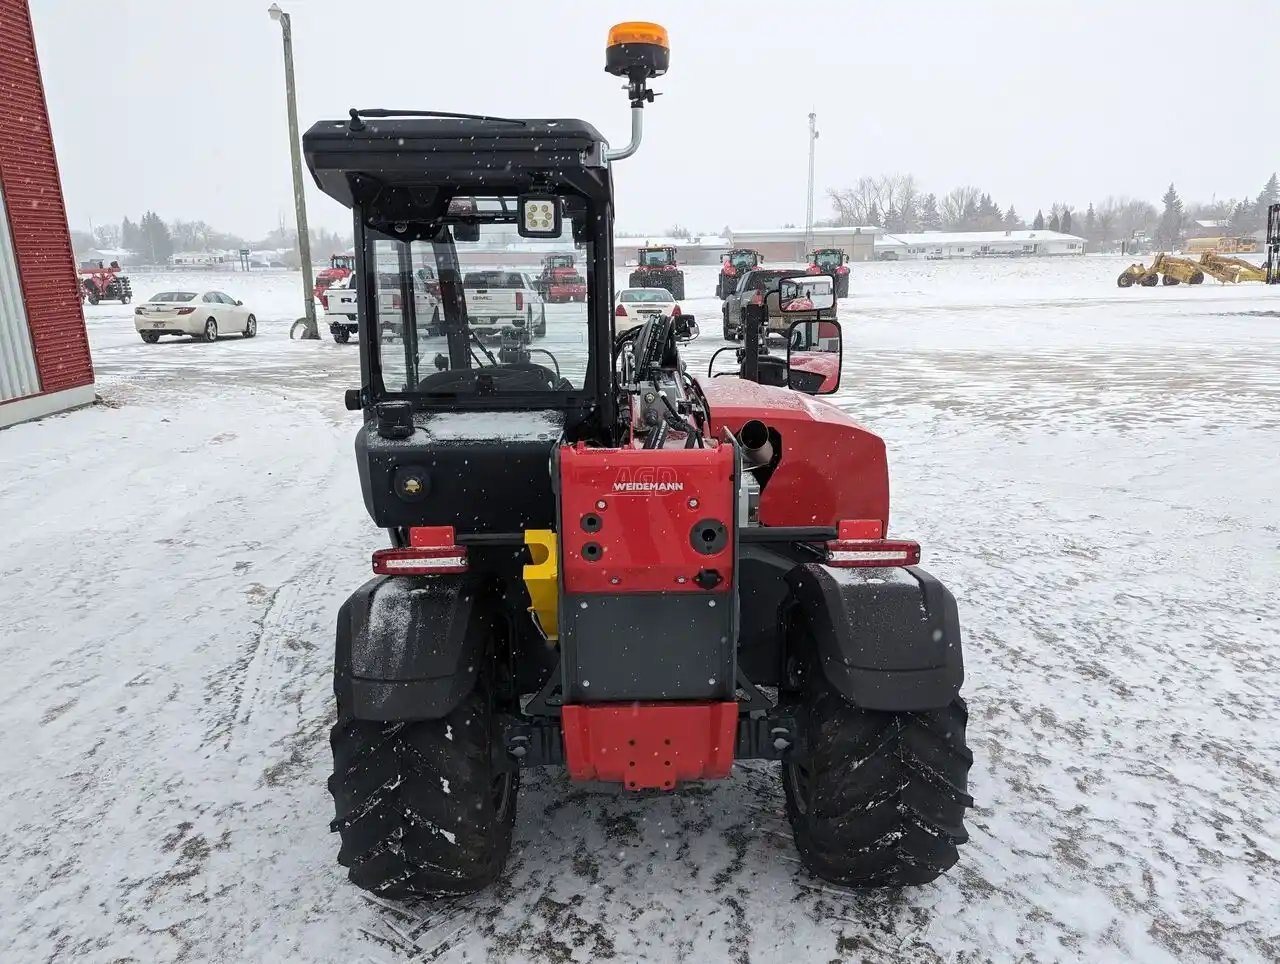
417,363,565,392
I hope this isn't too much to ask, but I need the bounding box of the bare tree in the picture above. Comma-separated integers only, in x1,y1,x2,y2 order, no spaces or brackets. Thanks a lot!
828,174,919,227
1098,196,1158,240
92,223,121,248
941,186,980,229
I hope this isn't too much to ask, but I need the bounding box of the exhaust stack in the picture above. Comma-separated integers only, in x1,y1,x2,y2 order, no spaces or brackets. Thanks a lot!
739,419,773,467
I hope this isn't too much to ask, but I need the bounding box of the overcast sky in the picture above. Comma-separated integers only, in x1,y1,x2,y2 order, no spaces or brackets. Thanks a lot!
29,0,1278,239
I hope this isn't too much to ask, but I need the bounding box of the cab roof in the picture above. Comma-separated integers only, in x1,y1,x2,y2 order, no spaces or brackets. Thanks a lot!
303,115,608,211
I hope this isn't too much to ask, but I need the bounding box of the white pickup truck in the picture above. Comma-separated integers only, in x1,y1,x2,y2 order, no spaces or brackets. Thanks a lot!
325,271,445,344
324,278,360,343
462,270,546,337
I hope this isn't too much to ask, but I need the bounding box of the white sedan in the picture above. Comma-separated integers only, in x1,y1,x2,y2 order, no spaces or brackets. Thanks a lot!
614,287,683,333
134,290,258,343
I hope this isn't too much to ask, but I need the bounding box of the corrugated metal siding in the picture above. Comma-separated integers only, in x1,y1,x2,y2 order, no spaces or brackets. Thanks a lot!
0,177,41,401
0,0,94,397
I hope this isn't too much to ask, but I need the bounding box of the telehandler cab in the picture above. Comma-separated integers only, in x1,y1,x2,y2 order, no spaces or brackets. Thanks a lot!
304,20,971,898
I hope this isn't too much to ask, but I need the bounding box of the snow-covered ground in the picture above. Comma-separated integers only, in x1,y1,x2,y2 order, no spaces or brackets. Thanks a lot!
2,258,1277,962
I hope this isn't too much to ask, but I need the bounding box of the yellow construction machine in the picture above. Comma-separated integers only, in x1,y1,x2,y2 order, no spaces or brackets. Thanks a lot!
1117,253,1205,287
1198,252,1267,284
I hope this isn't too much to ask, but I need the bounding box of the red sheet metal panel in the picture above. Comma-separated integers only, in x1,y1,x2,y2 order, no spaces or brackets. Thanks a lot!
0,0,93,396
561,702,738,789
558,441,736,594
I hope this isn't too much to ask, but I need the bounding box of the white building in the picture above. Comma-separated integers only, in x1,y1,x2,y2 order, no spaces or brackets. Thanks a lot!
875,230,1085,260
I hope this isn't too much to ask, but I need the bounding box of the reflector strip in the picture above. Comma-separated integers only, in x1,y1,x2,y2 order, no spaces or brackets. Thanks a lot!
825,539,921,568
372,546,468,575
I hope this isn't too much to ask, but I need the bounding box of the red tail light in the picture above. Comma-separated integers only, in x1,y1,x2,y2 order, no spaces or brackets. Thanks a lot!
320,293,330,309
373,547,469,575
391,294,402,309
176,307,196,315
671,304,681,316
373,526,468,574
751,291,762,305
615,304,628,317
823,519,920,567
825,539,921,567
516,292,524,311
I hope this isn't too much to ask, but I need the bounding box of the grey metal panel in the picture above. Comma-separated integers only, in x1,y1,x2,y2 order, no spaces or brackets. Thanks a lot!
561,591,736,702
0,179,40,403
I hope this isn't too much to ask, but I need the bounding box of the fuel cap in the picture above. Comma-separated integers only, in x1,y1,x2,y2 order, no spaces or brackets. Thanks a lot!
392,465,430,502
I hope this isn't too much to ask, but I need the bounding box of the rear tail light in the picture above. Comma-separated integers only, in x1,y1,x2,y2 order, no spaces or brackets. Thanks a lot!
391,294,402,310
615,304,628,317
515,292,524,311
823,519,920,567
751,291,762,305
671,304,681,316
373,547,469,574
373,526,468,574
176,307,196,315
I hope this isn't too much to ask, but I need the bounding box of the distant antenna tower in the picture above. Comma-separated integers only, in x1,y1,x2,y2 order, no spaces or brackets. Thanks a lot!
805,112,818,250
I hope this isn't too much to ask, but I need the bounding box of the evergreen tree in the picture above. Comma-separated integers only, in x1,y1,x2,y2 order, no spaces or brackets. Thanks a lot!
866,201,882,227
121,216,143,256
1157,183,1184,249
1049,212,1061,232
1033,209,1045,230
1061,208,1073,234
1003,206,1021,228
1229,199,1251,231
139,211,174,264
1259,172,1279,208
1084,203,1096,240
919,194,942,231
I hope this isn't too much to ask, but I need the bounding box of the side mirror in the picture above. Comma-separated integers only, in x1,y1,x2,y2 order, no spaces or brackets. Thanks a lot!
674,314,698,341
786,319,842,395
235,299,244,306
779,275,835,312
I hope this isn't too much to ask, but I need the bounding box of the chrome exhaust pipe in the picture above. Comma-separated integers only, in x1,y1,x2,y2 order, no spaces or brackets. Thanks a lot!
738,419,773,467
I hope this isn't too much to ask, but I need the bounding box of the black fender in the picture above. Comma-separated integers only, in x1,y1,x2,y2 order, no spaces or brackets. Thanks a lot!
335,573,488,721
785,563,963,711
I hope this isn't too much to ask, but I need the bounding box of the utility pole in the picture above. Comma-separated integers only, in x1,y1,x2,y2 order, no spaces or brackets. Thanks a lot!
268,3,319,339
805,112,818,253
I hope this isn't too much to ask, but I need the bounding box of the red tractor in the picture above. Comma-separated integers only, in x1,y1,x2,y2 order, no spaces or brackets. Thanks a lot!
304,21,970,900
716,247,763,298
78,261,132,305
314,253,356,308
807,247,851,298
628,244,685,299
536,253,588,303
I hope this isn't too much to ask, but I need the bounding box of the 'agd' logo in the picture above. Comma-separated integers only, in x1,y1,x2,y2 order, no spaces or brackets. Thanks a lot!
612,466,684,494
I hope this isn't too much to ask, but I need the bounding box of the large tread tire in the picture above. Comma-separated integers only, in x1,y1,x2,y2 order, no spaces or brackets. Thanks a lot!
329,684,518,898
671,276,686,300
783,674,972,888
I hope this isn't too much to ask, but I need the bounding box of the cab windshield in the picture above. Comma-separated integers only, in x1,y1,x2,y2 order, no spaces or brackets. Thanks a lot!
371,197,592,398
638,249,674,266
728,251,756,269
813,250,842,268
